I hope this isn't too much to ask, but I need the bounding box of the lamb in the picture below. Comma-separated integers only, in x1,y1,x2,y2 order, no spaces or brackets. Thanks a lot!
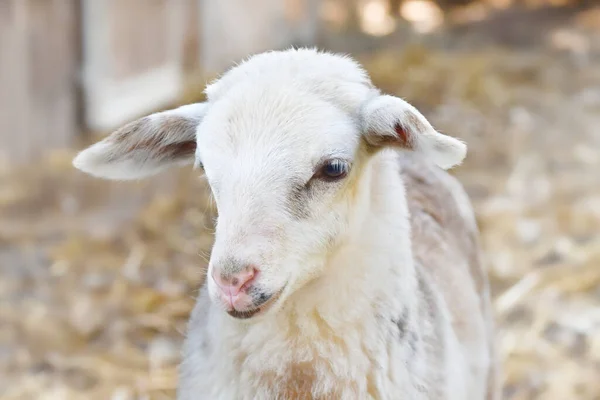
73,48,499,400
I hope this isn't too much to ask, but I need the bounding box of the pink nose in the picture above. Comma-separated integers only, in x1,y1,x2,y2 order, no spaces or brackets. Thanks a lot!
212,267,256,297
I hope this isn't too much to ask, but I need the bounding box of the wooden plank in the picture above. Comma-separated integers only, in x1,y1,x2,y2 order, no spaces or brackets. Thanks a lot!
81,0,187,132
108,0,170,79
0,0,78,166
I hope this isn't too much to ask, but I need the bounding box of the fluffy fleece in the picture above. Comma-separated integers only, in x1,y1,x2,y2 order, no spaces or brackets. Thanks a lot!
73,48,498,400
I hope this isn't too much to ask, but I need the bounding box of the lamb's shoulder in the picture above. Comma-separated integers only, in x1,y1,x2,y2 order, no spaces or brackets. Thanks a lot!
400,155,484,298
400,155,497,399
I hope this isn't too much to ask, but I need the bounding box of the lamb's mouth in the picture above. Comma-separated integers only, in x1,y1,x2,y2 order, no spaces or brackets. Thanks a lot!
227,285,286,320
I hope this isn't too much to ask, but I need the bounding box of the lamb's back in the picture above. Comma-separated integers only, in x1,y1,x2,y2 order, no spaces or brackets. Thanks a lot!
400,154,499,400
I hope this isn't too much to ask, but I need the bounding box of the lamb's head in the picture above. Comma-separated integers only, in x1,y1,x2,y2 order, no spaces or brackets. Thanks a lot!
73,49,466,320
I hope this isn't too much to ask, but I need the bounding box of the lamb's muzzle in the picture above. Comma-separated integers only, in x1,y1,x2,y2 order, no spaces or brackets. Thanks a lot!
72,48,499,400
211,265,256,312
211,264,286,319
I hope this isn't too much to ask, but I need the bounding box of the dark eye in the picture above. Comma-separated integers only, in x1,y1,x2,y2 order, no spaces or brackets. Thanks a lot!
315,159,349,182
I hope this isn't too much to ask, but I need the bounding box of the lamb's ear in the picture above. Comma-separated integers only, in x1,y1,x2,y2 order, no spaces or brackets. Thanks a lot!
360,95,466,169
73,103,208,180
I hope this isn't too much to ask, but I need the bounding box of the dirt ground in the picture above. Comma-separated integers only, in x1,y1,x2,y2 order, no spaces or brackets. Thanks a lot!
1,5,599,400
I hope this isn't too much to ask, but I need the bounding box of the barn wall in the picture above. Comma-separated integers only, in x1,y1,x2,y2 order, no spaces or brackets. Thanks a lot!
199,0,320,73
0,0,79,166
80,0,190,132
0,0,321,166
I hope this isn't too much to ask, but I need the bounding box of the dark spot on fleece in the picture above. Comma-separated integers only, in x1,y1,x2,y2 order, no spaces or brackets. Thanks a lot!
249,286,273,308
408,332,418,356
199,336,210,353
392,307,410,340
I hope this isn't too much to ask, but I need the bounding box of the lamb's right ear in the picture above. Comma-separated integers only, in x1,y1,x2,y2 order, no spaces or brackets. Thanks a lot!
360,95,466,169
73,103,208,180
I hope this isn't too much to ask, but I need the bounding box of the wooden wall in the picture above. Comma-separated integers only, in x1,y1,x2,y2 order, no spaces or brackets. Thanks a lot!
0,0,79,166
80,0,189,132
199,0,320,72
0,0,320,166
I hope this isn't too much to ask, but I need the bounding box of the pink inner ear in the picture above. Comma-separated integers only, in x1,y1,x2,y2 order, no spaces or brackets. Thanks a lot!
393,123,411,148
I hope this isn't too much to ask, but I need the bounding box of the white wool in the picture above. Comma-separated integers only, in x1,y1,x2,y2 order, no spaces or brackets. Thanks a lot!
72,48,497,400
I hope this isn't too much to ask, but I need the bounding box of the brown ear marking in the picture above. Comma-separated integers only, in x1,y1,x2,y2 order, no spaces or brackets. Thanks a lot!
393,123,411,147
119,137,197,160
364,124,412,152
112,115,198,161
403,111,428,133
159,140,197,158
394,111,428,148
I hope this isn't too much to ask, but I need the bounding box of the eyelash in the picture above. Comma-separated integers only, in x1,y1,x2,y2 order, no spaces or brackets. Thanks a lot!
312,158,350,182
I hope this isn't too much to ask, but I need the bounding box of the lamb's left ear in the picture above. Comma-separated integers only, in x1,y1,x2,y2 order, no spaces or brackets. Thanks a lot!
360,95,466,169
73,103,208,180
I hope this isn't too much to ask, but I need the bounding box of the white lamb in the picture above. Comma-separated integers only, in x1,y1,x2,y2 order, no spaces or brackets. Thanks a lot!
73,48,499,400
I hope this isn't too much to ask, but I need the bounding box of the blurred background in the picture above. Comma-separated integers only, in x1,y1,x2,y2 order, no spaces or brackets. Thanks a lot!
1,0,599,399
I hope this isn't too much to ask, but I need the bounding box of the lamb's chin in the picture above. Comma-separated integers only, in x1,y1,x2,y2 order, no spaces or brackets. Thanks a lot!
227,308,262,319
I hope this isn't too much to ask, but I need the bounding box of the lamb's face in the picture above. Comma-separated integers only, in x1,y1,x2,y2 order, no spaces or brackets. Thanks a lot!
71,49,467,321
197,87,362,319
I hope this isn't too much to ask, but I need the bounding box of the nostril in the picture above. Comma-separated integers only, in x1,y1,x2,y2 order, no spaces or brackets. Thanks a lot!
212,266,257,296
